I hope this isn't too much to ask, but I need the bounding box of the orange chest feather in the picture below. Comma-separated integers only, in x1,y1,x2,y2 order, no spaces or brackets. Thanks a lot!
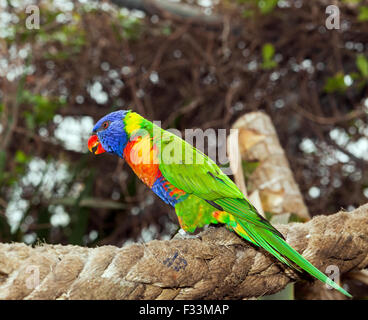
123,135,159,187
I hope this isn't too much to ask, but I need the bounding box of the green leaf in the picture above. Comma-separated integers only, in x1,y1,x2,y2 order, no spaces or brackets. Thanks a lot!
356,54,368,77
15,150,28,164
264,211,273,221
162,26,171,36
24,111,36,130
289,213,305,223
117,13,143,40
324,72,348,93
262,43,275,61
21,90,66,129
342,0,361,3
261,43,277,70
242,160,260,181
350,72,361,80
258,0,278,14
358,6,368,22
242,9,255,18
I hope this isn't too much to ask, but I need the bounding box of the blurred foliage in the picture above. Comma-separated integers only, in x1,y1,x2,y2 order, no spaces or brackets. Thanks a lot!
116,12,143,40
239,0,278,17
0,1,367,300
358,6,368,21
356,54,368,78
324,54,368,93
261,43,277,70
22,90,66,129
324,72,348,93
241,160,259,185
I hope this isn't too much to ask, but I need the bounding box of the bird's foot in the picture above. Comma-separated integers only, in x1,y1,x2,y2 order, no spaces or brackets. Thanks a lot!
174,228,200,240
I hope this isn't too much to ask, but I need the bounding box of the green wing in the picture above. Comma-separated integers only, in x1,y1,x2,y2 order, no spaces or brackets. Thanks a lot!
157,128,242,199
157,129,280,236
157,128,352,297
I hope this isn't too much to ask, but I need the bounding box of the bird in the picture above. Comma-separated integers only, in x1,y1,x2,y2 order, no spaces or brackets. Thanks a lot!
88,109,351,298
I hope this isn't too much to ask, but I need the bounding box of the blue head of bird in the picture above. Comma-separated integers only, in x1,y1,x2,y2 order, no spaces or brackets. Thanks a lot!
88,110,129,157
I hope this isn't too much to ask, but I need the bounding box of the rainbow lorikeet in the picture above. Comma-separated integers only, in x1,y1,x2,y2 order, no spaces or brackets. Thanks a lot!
88,110,351,298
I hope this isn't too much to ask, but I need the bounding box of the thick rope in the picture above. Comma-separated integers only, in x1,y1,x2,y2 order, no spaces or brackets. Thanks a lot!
0,204,367,300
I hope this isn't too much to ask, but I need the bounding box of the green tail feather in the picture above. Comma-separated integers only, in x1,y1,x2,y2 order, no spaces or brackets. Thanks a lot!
235,218,352,298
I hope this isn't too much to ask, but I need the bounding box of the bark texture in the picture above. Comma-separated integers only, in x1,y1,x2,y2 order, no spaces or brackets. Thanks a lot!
232,112,310,221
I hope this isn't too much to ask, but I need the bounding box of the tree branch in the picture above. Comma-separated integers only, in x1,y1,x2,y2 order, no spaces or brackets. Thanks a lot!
109,0,223,25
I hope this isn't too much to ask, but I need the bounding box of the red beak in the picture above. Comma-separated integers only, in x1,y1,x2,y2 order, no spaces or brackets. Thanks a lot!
88,135,106,155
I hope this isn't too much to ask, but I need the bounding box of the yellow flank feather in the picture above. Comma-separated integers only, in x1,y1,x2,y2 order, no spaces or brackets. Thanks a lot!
212,211,257,245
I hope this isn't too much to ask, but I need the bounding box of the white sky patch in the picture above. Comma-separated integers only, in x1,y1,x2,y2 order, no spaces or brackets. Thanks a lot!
22,157,47,187
344,74,353,87
149,71,159,84
6,158,71,232
53,0,74,11
300,138,317,153
21,158,70,196
39,162,69,199
330,127,368,161
23,232,37,244
89,230,98,241
198,0,212,7
274,99,285,109
330,128,349,145
364,188,368,199
308,186,320,199
140,224,158,243
345,137,368,160
50,205,70,227
270,72,280,81
247,60,258,71
0,38,32,78
122,238,135,247
3,0,35,8
335,150,350,163
54,115,94,152
68,182,84,198
0,11,16,39
130,206,140,215
363,98,368,113
5,186,29,233
301,59,314,73
88,81,108,104
56,12,73,24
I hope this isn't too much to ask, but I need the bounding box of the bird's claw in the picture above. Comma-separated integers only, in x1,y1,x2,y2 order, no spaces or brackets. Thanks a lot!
174,228,200,239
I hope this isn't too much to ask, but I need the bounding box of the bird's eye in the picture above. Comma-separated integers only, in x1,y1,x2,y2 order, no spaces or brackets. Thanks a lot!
102,121,109,129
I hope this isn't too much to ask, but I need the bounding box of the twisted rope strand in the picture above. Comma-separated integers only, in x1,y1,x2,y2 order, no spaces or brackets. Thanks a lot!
0,204,367,300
